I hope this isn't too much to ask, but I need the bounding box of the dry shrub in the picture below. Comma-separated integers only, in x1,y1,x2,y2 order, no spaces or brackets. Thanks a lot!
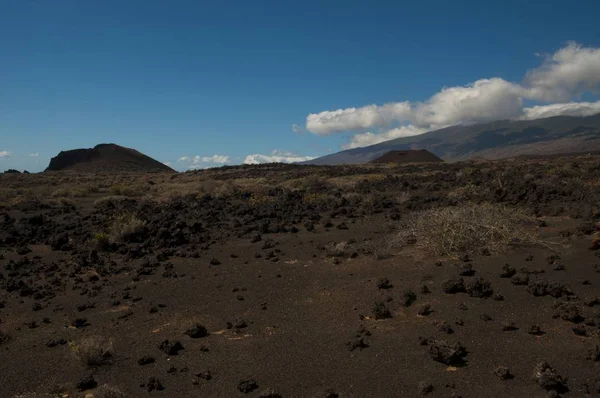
110,214,146,243
93,195,129,207
248,194,279,206
302,192,329,205
397,203,537,256
109,183,147,197
359,238,394,260
281,175,331,192
327,174,386,190
325,241,350,257
447,183,491,202
50,183,98,198
70,335,113,366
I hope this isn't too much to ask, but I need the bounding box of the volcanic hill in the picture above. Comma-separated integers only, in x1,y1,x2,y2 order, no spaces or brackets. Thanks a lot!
45,143,175,173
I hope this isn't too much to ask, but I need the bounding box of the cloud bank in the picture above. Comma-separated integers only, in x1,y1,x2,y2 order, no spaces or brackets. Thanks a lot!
305,42,600,149
177,154,231,169
0,151,11,158
243,150,315,164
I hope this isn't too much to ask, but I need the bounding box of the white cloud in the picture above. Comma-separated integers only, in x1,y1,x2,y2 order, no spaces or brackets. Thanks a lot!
307,102,412,135
522,100,600,120
307,79,527,137
412,78,525,128
0,151,11,158
28,153,39,157
342,125,426,149
200,154,229,164
243,150,315,164
305,42,600,148
523,42,600,101
179,154,230,165
163,161,172,166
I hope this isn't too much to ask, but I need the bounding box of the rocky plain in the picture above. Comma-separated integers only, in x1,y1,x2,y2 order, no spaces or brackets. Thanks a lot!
1,154,600,397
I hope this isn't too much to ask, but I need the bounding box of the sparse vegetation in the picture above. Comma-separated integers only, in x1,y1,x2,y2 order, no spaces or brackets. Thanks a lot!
397,203,538,256
92,232,111,250
3,153,600,397
325,241,350,257
109,183,147,197
110,213,147,243
69,336,113,366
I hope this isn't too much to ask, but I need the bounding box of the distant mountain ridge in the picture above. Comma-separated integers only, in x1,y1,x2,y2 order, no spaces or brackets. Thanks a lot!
303,113,600,165
46,143,175,173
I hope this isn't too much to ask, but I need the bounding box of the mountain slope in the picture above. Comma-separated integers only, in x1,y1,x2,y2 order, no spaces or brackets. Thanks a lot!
370,150,443,163
46,143,175,173
303,114,600,165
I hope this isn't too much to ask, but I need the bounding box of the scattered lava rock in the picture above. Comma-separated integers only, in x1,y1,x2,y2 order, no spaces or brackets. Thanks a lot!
401,289,417,307
145,377,165,392
572,325,587,336
511,273,529,285
346,337,369,351
76,375,98,391
196,370,212,381
184,323,208,338
258,388,283,398
442,277,466,294
45,338,67,348
553,304,583,323
0,331,10,345
70,318,89,328
418,304,432,316
372,301,392,319
138,356,156,365
376,277,392,289
427,340,467,365
437,322,454,334
238,379,259,393
500,264,517,278
501,321,518,331
418,381,434,395
234,318,248,329
528,325,544,336
159,340,184,355
527,279,572,298
547,254,562,264
532,361,568,395
587,345,600,361
494,366,513,380
457,264,475,276
480,313,493,322
465,278,493,298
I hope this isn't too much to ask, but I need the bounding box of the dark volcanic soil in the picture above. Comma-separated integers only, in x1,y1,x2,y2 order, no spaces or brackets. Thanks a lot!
1,154,600,397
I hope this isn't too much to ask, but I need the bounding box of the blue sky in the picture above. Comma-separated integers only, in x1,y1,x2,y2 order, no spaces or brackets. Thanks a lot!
1,0,600,171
